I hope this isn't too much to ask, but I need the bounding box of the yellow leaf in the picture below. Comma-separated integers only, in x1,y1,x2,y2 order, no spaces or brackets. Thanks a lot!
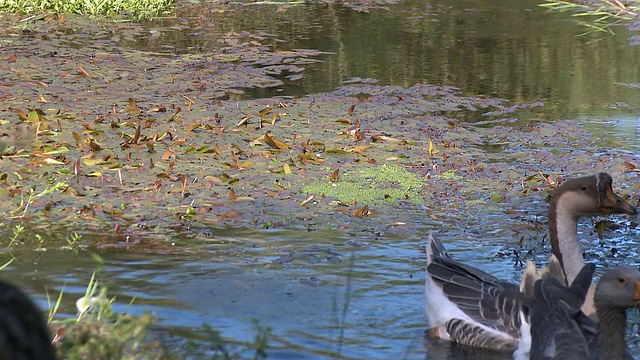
83,158,104,166
43,158,65,165
283,163,291,174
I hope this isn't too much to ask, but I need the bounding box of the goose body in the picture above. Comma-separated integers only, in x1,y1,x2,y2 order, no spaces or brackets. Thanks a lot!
424,173,637,353
527,265,640,360
0,280,57,360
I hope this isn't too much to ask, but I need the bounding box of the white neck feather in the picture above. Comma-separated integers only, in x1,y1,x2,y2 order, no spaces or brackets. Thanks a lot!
554,206,583,284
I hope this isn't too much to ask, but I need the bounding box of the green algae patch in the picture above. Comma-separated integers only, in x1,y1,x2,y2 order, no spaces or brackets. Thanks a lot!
302,164,426,206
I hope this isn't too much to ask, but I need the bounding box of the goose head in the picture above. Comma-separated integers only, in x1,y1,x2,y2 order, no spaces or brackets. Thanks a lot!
549,173,636,287
550,172,637,218
595,267,640,309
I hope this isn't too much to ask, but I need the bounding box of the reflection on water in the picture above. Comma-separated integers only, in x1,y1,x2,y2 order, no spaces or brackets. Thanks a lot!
145,0,640,120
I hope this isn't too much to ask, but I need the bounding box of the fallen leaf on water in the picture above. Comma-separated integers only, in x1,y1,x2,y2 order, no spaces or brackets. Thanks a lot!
237,115,251,127
83,158,104,166
263,132,289,149
623,161,637,172
15,109,28,121
77,66,89,78
350,205,370,217
330,168,339,182
428,138,436,156
300,195,314,206
259,106,272,116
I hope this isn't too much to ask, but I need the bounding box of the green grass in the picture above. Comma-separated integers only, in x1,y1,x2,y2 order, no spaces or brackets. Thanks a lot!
540,0,640,34
0,0,174,19
45,256,271,359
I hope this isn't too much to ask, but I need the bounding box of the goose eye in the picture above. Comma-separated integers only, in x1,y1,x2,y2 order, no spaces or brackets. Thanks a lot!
580,184,588,191
618,277,626,284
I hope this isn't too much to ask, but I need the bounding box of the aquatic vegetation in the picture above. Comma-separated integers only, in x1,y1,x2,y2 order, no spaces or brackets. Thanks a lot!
540,0,640,34
0,0,173,19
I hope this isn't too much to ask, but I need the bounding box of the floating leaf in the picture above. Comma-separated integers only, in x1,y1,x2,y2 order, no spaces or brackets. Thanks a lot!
350,205,370,217
187,122,201,132
15,109,28,120
37,94,49,103
43,158,65,165
83,158,104,166
76,66,90,78
300,195,314,206
263,132,289,150
259,106,272,116
330,168,340,182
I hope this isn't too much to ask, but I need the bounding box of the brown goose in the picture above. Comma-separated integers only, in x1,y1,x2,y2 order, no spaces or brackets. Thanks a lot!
0,279,57,360
527,265,640,360
424,173,637,353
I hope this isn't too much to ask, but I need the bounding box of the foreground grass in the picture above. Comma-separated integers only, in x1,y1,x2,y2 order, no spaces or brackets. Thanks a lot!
0,0,173,19
47,259,270,359
541,0,640,33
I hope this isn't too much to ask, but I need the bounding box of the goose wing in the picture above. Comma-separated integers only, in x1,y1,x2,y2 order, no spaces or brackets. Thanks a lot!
426,232,523,336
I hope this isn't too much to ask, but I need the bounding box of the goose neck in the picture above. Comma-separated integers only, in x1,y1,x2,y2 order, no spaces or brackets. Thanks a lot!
549,202,583,285
597,306,630,359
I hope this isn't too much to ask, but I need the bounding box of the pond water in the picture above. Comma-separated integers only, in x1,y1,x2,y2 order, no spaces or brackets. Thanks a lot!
6,0,640,358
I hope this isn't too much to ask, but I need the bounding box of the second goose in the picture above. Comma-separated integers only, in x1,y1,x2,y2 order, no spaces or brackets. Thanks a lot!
424,173,637,352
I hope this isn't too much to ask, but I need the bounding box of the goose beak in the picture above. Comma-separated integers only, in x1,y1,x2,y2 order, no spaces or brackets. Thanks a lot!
634,280,640,303
600,188,637,216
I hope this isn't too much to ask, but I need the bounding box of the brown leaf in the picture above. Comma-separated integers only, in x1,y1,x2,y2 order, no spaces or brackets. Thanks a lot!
348,104,356,115
623,161,637,172
180,174,187,197
350,205,370,217
330,168,340,182
259,106,272,116
161,149,173,161
300,195,314,206
263,132,289,150
72,132,83,148
73,158,81,176
89,140,101,152
77,66,90,78
229,188,236,200
15,109,28,121
237,115,251,127
133,124,141,143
